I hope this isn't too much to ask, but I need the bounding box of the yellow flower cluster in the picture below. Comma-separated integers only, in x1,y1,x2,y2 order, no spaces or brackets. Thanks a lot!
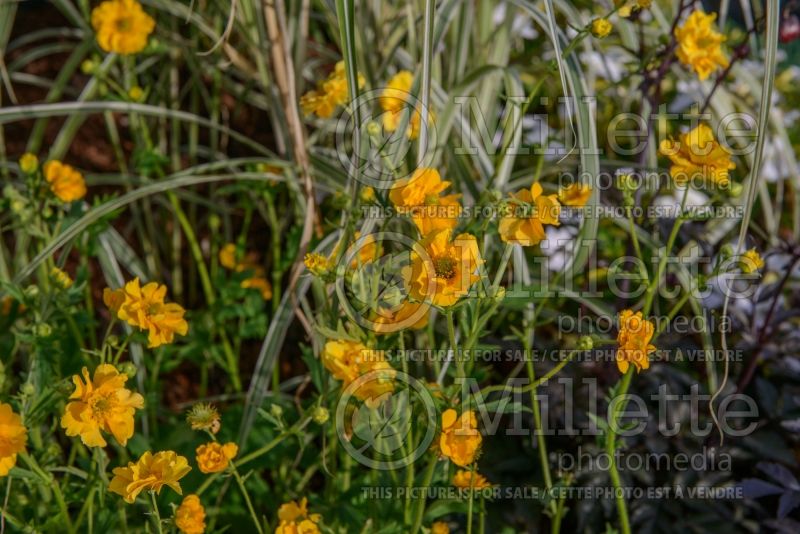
659,123,735,187
0,403,27,477
219,243,273,300
61,364,144,448
300,61,364,118
675,10,729,81
499,183,561,246
591,18,613,39
379,71,432,140
175,494,206,534
109,450,191,503
439,409,482,467
104,278,189,348
322,339,396,405
91,0,155,55
275,497,322,534
50,266,74,289
44,160,87,203
615,309,656,374
196,441,238,473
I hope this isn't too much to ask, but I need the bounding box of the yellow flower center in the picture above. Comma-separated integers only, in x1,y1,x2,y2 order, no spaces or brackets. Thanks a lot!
114,16,132,32
434,257,456,279
90,393,118,419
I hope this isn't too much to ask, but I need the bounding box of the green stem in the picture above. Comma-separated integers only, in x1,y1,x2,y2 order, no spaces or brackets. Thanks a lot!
446,311,465,377
231,466,265,534
605,368,634,534
410,456,437,534
148,491,163,534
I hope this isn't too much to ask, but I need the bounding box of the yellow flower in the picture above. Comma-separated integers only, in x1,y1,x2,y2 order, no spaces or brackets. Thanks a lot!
591,18,613,39
43,160,87,202
61,364,144,448
0,403,27,477
452,469,492,489
389,168,461,235
499,182,560,246
558,183,592,207
275,497,322,534
408,229,483,307
19,153,38,174
675,10,729,81
740,248,764,273
372,300,430,335
196,441,238,473
186,403,221,434
431,522,450,534
300,61,364,118
241,276,273,300
175,494,206,534
439,409,482,467
616,309,656,374
91,0,155,55
103,278,189,348
109,450,191,503
321,339,395,405
380,71,432,140
219,243,238,270
304,252,330,277
50,266,74,289
128,85,144,101
659,123,735,187
359,186,376,203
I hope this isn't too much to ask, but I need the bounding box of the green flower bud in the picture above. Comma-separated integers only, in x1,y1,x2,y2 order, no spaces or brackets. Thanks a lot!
577,336,594,351
119,362,137,378
312,406,330,425
33,323,52,338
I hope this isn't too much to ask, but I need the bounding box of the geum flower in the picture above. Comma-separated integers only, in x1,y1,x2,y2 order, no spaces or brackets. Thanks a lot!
659,123,735,187
218,244,273,300
300,61,364,118
0,403,27,477
675,10,729,81
389,168,461,236
439,409,482,467
407,229,483,308
452,469,493,489
196,441,238,473
175,494,206,534
44,160,87,202
275,497,322,534
104,278,188,348
379,71,433,140
616,309,656,373
321,339,396,406
91,0,155,55
109,450,191,503
558,183,592,207
61,364,144,448
499,182,560,246
371,299,430,335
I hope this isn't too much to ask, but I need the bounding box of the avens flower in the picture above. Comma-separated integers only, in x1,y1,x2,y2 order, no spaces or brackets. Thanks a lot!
61,364,144,448
44,160,87,202
0,403,27,477
91,0,155,55
740,248,764,273
275,497,322,534
659,123,735,187
616,309,656,373
175,494,206,534
109,450,191,503
439,409,482,467
196,441,238,473
452,469,492,489
499,183,561,245
675,10,729,80
408,229,483,307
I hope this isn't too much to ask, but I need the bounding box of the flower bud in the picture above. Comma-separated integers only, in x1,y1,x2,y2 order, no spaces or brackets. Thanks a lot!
312,406,330,425
270,403,284,419
119,362,137,378
33,323,52,338
577,336,594,351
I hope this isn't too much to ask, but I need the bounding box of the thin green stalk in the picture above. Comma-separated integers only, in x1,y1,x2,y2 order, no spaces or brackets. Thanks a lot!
411,455,437,534
231,466,265,534
467,462,476,534
148,491,163,534
605,368,634,534
446,311,465,377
